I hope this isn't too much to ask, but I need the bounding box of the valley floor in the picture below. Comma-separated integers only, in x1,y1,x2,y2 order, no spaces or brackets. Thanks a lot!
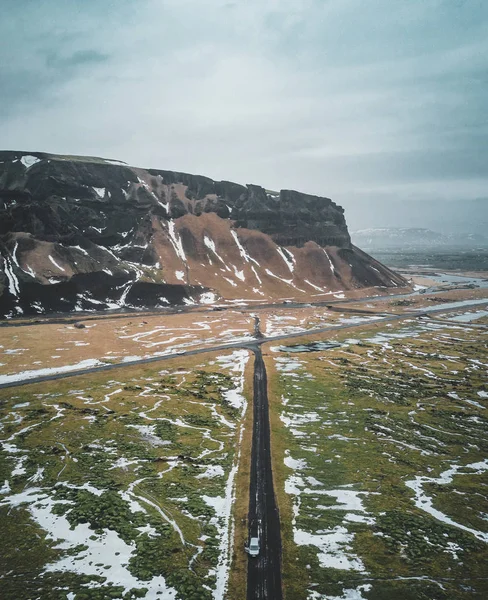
0,274,487,599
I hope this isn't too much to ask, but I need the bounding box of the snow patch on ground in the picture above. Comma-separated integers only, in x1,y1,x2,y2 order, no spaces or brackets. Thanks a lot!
0,488,177,598
0,359,105,385
405,459,488,541
196,465,225,479
294,527,365,571
215,350,250,417
308,584,372,600
4,256,21,297
167,221,186,262
284,452,307,471
305,279,324,292
323,249,336,275
199,291,217,304
127,424,172,447
48,255,66,272
276,246,295,273
230,230,253,264
93,187,105,198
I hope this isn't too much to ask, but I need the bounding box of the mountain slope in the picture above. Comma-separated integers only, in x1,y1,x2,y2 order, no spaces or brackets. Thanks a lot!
0,151,407,317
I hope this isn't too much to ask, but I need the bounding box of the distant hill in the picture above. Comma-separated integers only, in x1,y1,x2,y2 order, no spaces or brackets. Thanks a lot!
343,198,488,237
351,227,488,249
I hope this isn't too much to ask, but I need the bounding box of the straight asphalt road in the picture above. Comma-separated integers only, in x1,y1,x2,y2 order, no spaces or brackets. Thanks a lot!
246,342,283,599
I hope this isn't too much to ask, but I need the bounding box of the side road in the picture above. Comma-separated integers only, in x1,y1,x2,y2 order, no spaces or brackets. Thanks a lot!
0,311,414,390
1,301,487,390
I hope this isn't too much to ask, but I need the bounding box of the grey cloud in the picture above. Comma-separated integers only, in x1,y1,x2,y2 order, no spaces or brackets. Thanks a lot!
45,49,109,69
0,0,486,211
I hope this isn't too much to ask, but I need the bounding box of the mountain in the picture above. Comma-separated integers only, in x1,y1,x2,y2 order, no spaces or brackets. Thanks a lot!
351,227,488,249
0,151,406,318
344,198,488,238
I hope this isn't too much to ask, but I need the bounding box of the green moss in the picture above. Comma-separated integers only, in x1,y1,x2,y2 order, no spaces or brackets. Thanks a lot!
268,320,488,599
0,354,247,599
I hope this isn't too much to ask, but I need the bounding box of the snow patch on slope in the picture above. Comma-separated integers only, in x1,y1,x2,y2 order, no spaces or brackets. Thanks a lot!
48,255,66,272
167,221,186,262
276,246,295,273
20,155,40,169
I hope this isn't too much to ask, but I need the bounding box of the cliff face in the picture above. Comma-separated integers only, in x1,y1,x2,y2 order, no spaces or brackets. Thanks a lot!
0,151,406,317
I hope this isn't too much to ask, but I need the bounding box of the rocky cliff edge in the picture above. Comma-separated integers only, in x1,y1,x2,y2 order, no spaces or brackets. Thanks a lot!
0,151,407,317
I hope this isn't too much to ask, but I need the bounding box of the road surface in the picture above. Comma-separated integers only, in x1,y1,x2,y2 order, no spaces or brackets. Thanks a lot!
246,345,283,600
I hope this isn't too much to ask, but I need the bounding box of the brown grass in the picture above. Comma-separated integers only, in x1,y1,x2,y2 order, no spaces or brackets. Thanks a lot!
0,310,254,377
228,352,254,600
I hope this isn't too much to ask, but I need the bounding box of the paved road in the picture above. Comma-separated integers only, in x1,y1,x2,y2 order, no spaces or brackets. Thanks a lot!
246,341,283,599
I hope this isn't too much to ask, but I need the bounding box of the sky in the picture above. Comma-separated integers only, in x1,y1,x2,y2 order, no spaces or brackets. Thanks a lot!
1,0,487,218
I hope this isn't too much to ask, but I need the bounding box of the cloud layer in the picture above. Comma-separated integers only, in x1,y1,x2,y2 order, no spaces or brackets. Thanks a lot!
1,0,487,210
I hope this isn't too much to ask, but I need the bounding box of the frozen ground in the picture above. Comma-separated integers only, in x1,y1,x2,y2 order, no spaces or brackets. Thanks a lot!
263,311,382,338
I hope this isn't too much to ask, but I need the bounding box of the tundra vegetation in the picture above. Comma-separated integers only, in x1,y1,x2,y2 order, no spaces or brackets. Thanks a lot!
0,350,249,600
268,318,488,599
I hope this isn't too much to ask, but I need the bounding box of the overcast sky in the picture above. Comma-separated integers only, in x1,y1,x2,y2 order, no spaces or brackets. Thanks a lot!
1,0,487,211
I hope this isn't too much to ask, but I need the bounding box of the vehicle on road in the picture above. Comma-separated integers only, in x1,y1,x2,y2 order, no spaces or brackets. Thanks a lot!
245,537,260,557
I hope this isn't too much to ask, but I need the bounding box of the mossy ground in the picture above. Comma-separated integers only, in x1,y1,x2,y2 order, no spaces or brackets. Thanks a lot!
265,318,488,599
0,352,249,600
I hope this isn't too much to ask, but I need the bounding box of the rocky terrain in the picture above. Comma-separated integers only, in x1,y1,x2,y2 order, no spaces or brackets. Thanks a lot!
0,151,406,317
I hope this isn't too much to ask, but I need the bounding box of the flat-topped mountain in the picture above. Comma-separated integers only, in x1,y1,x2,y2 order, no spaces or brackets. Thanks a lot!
0,151,406,317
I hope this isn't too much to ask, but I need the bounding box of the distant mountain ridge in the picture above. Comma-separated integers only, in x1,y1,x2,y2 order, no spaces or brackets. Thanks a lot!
351,227,488,249
344,198,488,237
0,151,406,317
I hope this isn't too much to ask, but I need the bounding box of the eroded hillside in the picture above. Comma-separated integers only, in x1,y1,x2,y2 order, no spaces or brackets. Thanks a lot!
0,151,406,317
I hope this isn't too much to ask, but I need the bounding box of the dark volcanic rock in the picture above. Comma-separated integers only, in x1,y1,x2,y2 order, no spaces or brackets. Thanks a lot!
233,188,350,247
0,151,349,248
0,151,407,318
